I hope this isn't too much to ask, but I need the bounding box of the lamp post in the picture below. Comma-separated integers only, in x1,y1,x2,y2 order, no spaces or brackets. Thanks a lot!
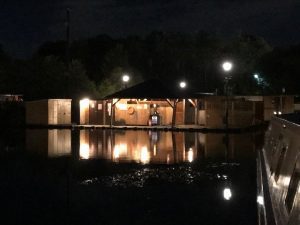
222,61,233,130
253,73,265,95
122,74,130,89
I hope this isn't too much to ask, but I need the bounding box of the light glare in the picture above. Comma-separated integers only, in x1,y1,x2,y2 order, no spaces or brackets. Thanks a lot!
222,62,233,72
179,81,187,88
80,98,90,109
122,74,130,82
223,188,232,200
116,103,127,110
188,148,194,163
257,195,264,206
141,146,150,164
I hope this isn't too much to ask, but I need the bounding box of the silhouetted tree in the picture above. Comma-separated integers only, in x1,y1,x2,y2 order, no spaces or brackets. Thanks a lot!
257,45,300,94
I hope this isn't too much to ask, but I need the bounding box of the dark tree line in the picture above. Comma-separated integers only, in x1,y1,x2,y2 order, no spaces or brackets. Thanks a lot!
0,31,300,100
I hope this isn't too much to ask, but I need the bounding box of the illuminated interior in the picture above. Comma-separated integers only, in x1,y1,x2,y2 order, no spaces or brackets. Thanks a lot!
80,98,90,124
80,98,90,109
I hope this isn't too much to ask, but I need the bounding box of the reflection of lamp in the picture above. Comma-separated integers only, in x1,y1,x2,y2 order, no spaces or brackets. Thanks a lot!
80,143,90,159
113,144,127,160
257,195,264,206
113,145,120,159
187,148,194,163
223,188,232,200
141,146,150,164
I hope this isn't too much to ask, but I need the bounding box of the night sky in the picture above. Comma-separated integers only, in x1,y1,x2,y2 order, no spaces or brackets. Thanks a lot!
1,0,300,58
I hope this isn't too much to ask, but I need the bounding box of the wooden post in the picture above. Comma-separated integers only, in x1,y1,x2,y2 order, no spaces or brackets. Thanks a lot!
195,99,198,125
172,99,178,128
110,99,120,127
103,100,106,125
110,100,113,127
182,99,186,125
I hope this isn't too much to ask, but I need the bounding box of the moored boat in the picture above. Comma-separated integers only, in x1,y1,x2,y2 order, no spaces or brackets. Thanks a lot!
258,113,300,225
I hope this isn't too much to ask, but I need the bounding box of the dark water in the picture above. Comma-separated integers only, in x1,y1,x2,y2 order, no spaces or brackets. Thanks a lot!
0,129,263,225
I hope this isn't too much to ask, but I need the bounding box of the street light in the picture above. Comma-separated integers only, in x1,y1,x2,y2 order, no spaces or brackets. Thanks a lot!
222,61,233,72
122,74,130,88
179,81,187,89
253,73,267,95
222,61,233,129
253,73,264,85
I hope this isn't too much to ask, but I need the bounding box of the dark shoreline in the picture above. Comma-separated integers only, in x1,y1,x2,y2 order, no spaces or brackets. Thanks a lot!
25,122,268,133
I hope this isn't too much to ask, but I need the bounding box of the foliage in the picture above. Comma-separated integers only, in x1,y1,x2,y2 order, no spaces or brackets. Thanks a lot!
257,45,300,94
1,31,300,99
225,33,272,94
0,45,13,93
0,54,97,100
98,66,143,98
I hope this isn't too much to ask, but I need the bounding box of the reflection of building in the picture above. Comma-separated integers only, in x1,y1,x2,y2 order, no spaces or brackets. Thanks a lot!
77,129,259,163
202,133,257,160
25,128,260,162
78,130,190,163
79,130,112,160
26,129,71,157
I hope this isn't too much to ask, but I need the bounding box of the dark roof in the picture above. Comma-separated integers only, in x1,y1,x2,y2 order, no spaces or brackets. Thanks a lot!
105,79,196,99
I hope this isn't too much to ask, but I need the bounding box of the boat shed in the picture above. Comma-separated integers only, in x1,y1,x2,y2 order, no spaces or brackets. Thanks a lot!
26,99,72,125
78,79,295,128
80,79,202,127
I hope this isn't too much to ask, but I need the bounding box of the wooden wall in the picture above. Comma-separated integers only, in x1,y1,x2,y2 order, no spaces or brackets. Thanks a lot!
26,99,72,125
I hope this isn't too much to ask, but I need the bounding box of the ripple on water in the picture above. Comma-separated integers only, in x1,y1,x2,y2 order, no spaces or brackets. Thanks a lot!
80,162,240,188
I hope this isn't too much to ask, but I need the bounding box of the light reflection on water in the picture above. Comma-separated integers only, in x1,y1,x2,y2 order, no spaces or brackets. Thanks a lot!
80,163,239,188
26,129,72,157
26,129,259,164
0,129,263,225
25,128,260,191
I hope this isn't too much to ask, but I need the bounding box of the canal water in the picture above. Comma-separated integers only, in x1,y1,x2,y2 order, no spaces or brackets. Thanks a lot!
0,129,264,225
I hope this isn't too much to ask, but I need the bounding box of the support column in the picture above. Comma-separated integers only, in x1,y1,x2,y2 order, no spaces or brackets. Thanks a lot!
194,99,198,125
172,99,178,128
